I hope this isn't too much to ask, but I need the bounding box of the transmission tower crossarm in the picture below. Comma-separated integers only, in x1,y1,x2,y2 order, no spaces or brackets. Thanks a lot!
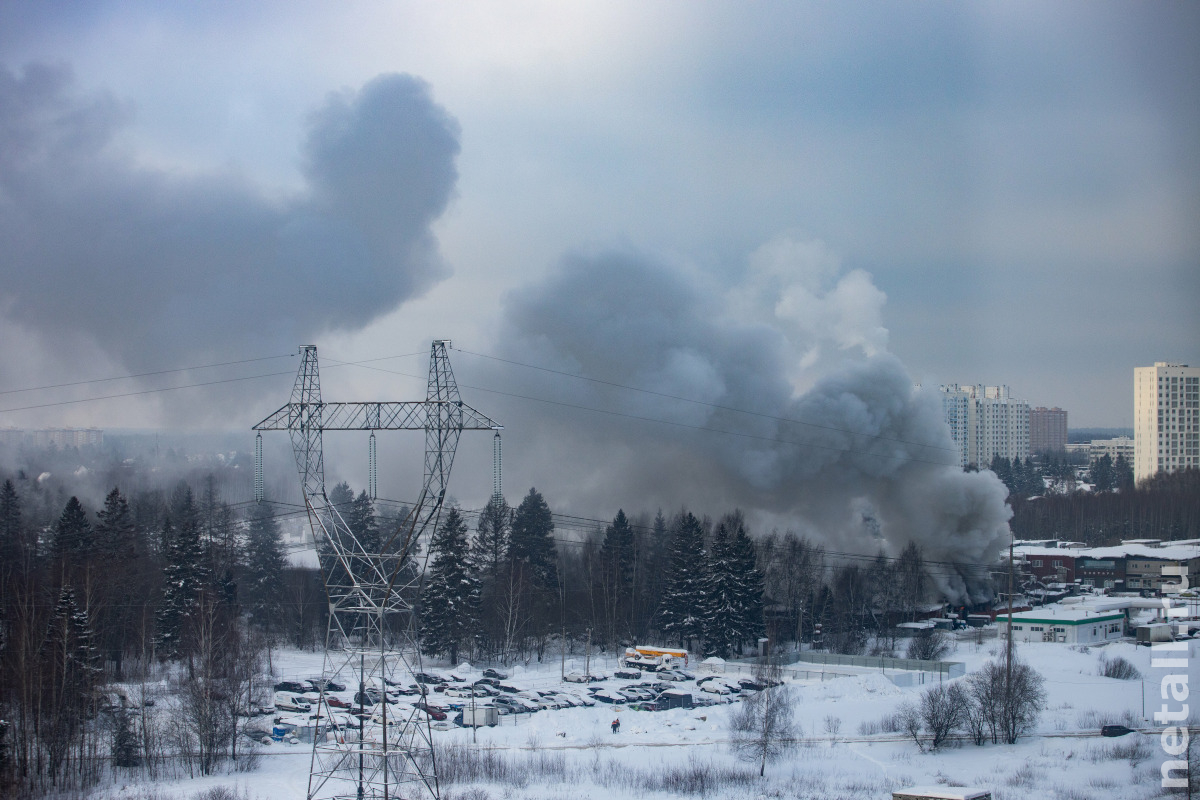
252,400,502,432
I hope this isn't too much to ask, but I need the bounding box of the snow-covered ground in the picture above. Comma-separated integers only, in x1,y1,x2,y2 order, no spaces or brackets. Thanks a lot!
96,637,1184,800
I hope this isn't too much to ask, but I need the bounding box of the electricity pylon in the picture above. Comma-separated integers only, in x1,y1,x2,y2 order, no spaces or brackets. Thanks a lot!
253,341,500,800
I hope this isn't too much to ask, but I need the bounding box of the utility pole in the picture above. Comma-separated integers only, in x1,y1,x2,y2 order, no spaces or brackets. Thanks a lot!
1006,532,1015,737
584,628,592,679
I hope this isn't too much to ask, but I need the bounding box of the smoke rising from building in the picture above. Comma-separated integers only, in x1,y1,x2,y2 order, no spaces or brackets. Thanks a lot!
494,242,1010,601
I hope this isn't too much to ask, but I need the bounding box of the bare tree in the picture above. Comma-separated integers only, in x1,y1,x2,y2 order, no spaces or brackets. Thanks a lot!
967,658,1046,744
730,684,798,776
906,628,952,661
918,682,968,750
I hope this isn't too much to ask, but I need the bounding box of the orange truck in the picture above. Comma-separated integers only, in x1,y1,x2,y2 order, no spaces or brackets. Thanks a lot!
621,645,688,671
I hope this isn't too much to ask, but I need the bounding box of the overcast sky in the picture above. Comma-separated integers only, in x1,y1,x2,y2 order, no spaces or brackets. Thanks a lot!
1,2,1197,524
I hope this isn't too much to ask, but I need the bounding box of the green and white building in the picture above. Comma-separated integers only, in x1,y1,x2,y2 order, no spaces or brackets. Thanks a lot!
997,607,1124,644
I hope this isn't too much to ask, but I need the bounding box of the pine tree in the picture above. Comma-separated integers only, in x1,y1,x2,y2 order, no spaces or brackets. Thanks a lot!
419,506,480,664
1113,453,1134,491
51,496,93,567
95,487,138,560
508,488,559,649
0,478,25,569
657,511,708,650
729,517,765,650
94,487,141,677
1089,454,1114,492
470,495,511,656
156,490,209,659
509,488,557,589
243,500,287,631
39,585,101,772
598,509,635,645
347,490,380,554
702,522,739,658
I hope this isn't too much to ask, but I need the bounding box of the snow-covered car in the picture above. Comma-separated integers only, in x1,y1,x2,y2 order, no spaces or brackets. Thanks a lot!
565,692,595,707
549,692,581,707
699,682,731,695
613,669,641,680
482,668,508,680
590,688,627,704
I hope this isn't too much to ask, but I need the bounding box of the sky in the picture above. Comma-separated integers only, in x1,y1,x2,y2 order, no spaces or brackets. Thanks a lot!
1,2,1197,541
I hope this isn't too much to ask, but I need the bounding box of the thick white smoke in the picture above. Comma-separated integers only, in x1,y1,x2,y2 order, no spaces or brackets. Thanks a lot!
494,239,1009,602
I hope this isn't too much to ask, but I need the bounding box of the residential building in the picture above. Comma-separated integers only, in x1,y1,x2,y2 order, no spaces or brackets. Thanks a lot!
1134,362,1200,483
1089,436,1134,465
939,384,1031,468
1030,407,1067,454
0,428,105,448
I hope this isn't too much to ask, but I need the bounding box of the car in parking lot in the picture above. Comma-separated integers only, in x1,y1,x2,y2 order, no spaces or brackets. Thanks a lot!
414,672,451,685
482,668,509,680
492,696,534,714
590,688,627,704
613,669,641,680
306,678,347,693
413,704,447,721
326,696,351,709
699,681,732,695
274,681,308,694
274,693,312,713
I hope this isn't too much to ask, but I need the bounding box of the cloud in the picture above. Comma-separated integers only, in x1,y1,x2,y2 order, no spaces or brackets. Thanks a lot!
0,63,459,402
491,242,1008,601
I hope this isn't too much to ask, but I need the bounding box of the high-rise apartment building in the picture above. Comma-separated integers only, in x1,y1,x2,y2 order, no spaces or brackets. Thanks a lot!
1030,407,1068,454
1134,363,1200,483
939,384,1031,468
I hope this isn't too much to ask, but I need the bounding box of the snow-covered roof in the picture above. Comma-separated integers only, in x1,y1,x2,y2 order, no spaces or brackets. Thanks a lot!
1000,607,1124,624
1015,543,1200,561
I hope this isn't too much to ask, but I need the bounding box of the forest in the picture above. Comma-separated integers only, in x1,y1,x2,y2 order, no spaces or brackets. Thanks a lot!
1,438,1197,796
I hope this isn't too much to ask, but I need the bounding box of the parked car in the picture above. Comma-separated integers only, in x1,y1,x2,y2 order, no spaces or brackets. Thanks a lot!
566,692,595,707
413,705,447,721
563,672,591,683
275,681,308,694
700,682,731,695
737,678,766,691
657,670,688,681
474,677,501,688
274,693,312,713
591,688,627,704
483,668,509,680
306,679,347,693
493,696,532,714
613,669,641,680
326,697,351,709
414,672,450,685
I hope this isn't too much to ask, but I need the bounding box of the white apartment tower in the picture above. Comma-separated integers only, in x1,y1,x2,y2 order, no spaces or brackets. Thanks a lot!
1134,363,1200,483
939,384,1031,468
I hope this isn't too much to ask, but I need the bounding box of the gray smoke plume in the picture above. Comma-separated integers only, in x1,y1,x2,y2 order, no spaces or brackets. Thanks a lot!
492,243,1009,602
0,63,458,421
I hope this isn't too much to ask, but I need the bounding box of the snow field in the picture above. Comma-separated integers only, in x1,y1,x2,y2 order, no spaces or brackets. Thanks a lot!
92,638,1183,800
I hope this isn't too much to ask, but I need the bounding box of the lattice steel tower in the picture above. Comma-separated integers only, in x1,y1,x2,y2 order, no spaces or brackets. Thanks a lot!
254,341,500,800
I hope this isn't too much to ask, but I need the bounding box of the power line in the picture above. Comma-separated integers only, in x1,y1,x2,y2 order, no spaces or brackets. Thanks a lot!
0,353,297,396
0,351,427,415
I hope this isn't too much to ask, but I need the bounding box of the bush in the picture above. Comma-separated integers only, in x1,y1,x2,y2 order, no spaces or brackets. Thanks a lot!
1099,655,1141,680
906,629,952,661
